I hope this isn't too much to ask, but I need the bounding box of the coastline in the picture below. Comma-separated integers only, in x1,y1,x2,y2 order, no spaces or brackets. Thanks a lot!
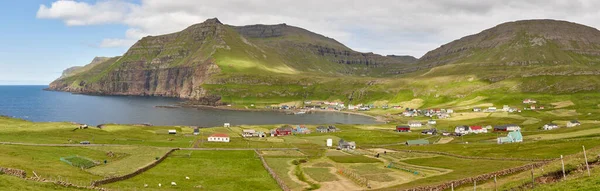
176,103,387,123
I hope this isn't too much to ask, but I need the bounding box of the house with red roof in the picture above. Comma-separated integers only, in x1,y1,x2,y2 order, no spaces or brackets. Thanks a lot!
469,126,487,134
208,133,230,142
396,126,410,132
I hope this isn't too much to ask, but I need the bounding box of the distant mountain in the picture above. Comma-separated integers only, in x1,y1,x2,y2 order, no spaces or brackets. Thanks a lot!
48,18,416,102
419,19,600,82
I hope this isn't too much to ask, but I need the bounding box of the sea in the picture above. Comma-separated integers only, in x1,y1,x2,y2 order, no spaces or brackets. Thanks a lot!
0,85,379,127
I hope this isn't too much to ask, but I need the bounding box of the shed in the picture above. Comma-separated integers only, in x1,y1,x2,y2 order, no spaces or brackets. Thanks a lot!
405,139,429,146
168,130,177,134
396,125,410,132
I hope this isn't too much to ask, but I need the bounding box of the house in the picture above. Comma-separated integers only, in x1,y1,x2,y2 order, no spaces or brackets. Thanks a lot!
473,107,482,112
497,131,523,144
168,130,177,134
408,121,422,128
523,99,537,104
508,107,518,113
428,120,437,125
208,133,230,142
293,125,311,134
470,126,487,134
421,128,437,135
494,124,521,132
530,105,536,110
358,106,370,111
396,126,410,132
242,129,256,137
539,106,545,110
503,105,510,112
271,125,293,136
316,125,338,133
446,109,454,114
338,139,356,150
567,120,581,127
543,123,559,130
405,139,429,146
486,107,497,112
402,110,418,117
193,127,200,135
442,132,451,136
224,123,231,128
454,125,470,135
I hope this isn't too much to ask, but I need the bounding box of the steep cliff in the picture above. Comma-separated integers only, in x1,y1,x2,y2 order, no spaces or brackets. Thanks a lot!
49,18,416,102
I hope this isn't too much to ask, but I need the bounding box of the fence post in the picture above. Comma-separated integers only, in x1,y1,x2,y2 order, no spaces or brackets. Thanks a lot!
494,175,497,191
473,180,476,191
583,146,591,177
561,155,566,180
451,182,454,191
531,165,534,188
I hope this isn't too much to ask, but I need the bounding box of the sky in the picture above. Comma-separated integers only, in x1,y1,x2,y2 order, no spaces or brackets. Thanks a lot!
3,0,600,85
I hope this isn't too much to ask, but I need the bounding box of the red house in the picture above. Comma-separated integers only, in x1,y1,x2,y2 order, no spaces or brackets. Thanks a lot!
396,126,410,132
271,126,293,136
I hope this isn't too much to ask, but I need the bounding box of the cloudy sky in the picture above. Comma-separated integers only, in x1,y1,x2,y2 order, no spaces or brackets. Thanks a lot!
2,0,600,84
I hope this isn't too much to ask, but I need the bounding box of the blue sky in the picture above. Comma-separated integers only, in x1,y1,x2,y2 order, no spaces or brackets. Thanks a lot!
0,1,127,85
3,0,600,85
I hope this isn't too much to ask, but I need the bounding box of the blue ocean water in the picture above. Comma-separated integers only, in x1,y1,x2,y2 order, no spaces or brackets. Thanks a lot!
0,86,378,127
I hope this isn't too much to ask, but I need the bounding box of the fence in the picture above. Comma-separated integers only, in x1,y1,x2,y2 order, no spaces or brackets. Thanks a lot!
400,161,550,191
396,149,554,162
0,167,26,178
91,148,179,186
255,150,291,191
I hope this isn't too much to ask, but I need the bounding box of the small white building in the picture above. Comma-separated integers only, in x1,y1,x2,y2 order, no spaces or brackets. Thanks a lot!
208,133,230,142
543,123,559,130
224,123,231,127
567,120,581,128
428,120,437,125
502,105,510,112
326,139,333,147
487,107,497,112
408,121,422,128
168,130,177,134
473,107,482,112
446,109,454,114
523,99,537,104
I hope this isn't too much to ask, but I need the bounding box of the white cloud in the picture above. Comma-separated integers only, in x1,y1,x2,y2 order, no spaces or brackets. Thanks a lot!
37,0,600,57
99,38,136,48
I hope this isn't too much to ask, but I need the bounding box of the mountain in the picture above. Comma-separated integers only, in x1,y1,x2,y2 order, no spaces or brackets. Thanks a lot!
418,19,600,82
49,18,417,103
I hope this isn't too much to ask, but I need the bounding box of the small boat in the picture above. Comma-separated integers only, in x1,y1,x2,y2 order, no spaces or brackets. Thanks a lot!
294,111,306,115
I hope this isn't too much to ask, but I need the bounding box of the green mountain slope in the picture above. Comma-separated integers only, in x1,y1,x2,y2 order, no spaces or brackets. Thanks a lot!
48,18,416,103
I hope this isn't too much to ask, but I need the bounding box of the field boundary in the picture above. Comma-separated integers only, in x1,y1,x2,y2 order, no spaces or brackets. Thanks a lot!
402,161,551,191
255,149,291,191
0,166,107,190
393,149,554,162
0,167,26,178
91,148,179,186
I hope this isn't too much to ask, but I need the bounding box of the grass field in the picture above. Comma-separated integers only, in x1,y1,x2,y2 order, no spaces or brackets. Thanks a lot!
327,155,382,163
303,168,338,182
105,150,280,190
0,175,85,191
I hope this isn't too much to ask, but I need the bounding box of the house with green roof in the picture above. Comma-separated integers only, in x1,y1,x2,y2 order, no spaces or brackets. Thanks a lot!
497,130,523,144
405,139,429,146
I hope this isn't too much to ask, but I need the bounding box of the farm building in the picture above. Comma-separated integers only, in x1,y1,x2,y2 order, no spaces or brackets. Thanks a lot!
208,134,230,142
406,139,429,146
523,99,537,104
168,130,177,134
224,123,231,127
428,120,437,125
421,128,437,135
408,121,422,128
454,125,470,135
473,107,482,112
486,107,497,112
316,125,338,133
271,125,293,137
470,126,487,134
497,131,523,144
338,139,356,150
396,125,410,132
567,120,581,127
543,123,559,130
193,127,200,135
242,129,256,137
494,124,521,132
293,125,311,134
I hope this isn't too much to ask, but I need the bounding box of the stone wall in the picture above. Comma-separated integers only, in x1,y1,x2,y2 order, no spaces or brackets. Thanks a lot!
255,150,290,191
91,148,179,186
0,167,26,178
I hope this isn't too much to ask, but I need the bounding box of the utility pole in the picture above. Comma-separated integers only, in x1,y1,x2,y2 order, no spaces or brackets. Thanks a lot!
583,146,591,176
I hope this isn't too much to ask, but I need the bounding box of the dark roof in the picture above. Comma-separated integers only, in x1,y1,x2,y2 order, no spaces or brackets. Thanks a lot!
570,120,580,123
316,126,327,129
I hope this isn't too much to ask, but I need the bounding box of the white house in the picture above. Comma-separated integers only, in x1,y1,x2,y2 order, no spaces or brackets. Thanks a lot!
567,120,581,127
454,125,470,135
208,133,230,142
428,120,437,125
487,107,497,112
473,107,482,112
446,109,454,114
523,99,537,104
502,105,510,112
168,130,177,134
224,123,231,127
408,121,422,128
543,123,559,130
